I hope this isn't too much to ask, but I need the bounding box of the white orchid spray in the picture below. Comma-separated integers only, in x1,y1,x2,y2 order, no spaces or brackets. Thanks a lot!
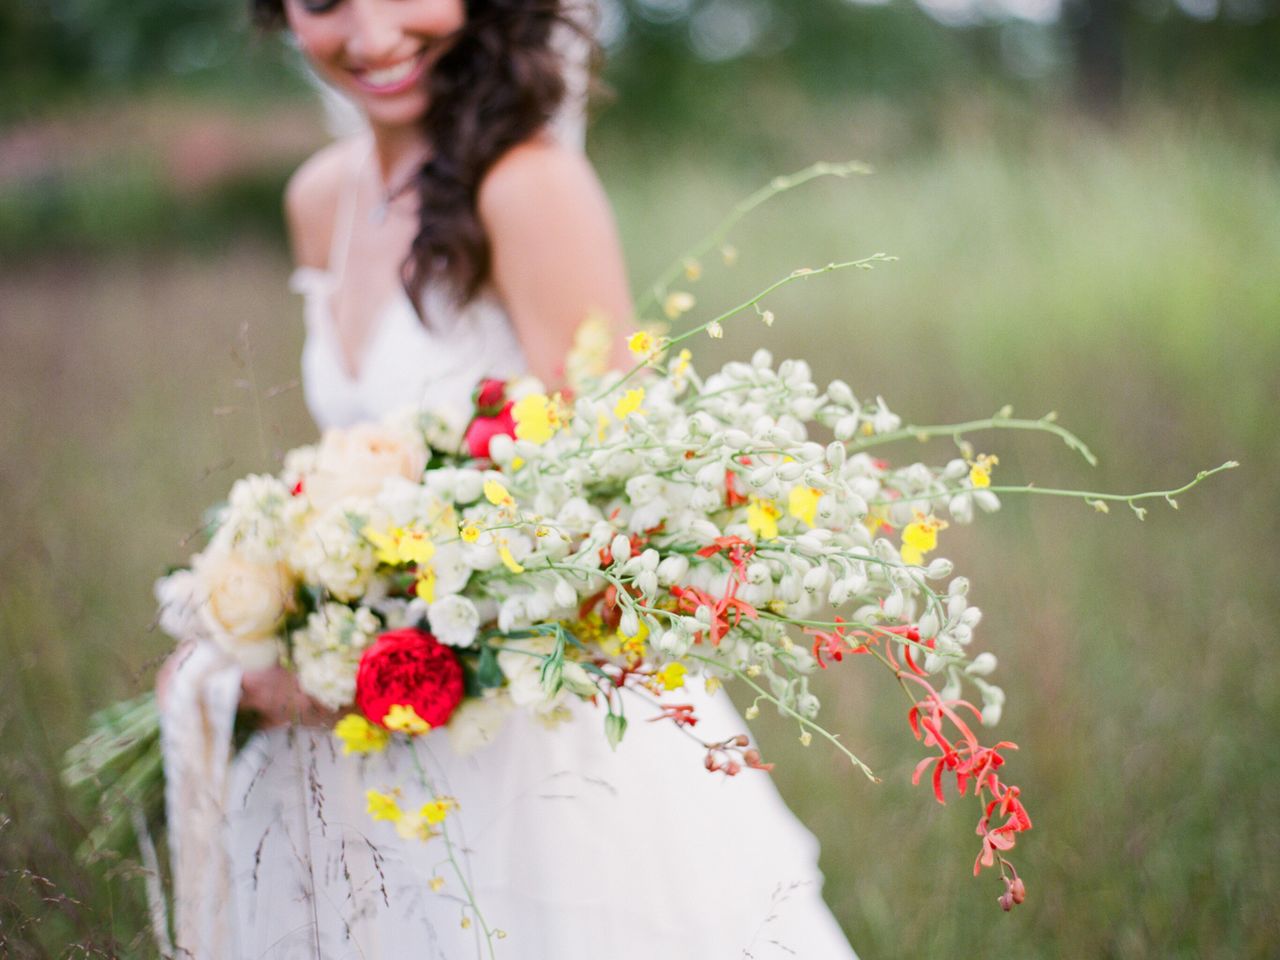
66,163,1234,948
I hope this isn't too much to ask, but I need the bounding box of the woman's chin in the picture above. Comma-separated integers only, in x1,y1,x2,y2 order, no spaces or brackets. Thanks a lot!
359,95,430,133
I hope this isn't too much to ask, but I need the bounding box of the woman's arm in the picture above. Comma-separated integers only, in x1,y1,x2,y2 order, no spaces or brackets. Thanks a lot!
478,136,635,387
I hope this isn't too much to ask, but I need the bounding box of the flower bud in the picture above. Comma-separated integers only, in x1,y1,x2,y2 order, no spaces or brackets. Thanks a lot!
826,379,855,407
833,415,859,441
526,593,552,622
828,577,858,607
846,492,871,518
917,611,939,638
723,429,751,448
873,538,899,564
803,566,830,594
747,465,775,489
635,570,658,599
974,490,1001,513
825,441,846,470
618,606,640,638
948,492,974,524
966,652,998,676
798,442,825,464
751,348,773,369
776,461,805,482
610,534,632,564
656,554,690,586
657,628,691,658
488,433,516,464
797,693,820,719
981,702,1003,726
553,578,577,608
695,462,724,489
926,558,954,579
882,590,904,620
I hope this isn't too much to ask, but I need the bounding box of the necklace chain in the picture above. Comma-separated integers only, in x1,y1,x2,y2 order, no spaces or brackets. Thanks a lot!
369,160,421,226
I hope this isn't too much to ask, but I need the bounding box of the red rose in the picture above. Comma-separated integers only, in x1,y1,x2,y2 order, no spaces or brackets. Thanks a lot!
473,378,508,415
464,401,515,459
355,628,465,730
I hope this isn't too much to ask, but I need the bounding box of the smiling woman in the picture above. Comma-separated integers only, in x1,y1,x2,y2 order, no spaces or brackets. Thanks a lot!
278,0,463,128
150,0,861,957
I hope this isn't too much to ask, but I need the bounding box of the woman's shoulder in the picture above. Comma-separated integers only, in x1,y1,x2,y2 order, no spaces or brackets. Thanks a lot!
283,136,367,270
476,133,610,239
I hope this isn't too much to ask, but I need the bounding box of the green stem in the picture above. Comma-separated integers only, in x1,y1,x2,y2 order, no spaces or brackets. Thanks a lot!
849,413,1098,466
633,160,873,320
407,747,498,958
687,653,879,782
867,461,1239,514
598,253,895,402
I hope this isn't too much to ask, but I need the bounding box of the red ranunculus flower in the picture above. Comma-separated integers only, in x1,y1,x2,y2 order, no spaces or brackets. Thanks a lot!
464,401,516,459
473,377,508,415
355,627,465,730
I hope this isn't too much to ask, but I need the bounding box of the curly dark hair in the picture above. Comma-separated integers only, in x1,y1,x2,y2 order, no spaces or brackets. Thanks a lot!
252,0,598,309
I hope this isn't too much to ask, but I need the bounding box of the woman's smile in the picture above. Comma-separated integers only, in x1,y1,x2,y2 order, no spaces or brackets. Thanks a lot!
349,49,429,95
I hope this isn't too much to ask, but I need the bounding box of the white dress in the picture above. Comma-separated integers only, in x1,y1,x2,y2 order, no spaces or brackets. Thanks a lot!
161,143,857,960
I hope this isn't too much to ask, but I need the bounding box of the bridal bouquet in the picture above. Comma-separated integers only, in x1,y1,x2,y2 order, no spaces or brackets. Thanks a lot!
65,165,1231,932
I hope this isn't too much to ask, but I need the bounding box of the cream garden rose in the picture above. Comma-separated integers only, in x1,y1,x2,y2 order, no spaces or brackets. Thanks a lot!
192,545,294,669
303,421,428,511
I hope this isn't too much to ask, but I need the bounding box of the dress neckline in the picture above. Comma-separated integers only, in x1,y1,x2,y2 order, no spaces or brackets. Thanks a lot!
292,265,423,386
309,137,423,385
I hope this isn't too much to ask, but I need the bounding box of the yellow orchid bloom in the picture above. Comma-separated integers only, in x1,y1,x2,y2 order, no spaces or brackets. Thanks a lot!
497,538,525,574
968,453,999,489
613,387,645,420
746,498,782,540
366,788,403,823
901,513,949,566
334,713,390,755
656,662,687,691
512,393,559,444
383,703,431,735
483,478,514,507
362,525,436,567
788,486,822,528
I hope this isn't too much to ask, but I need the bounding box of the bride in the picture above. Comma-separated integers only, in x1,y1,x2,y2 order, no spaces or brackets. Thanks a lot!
158,1,858,957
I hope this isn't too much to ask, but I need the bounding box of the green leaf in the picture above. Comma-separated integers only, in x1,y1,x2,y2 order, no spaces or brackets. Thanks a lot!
604,712,627,750
476,646,504,689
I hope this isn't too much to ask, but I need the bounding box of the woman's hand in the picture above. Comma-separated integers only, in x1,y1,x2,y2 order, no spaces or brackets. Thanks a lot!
156,642,340,729
239,664,343,729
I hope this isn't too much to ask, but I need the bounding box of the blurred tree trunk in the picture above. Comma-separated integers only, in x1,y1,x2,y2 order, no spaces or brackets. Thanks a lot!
1066,0,1127,115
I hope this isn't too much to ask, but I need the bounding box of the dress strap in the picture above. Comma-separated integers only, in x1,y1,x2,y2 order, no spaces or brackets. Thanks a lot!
327,137,374,284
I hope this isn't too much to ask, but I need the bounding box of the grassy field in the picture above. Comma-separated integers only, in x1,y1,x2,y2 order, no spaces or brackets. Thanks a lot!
1,101,1278,957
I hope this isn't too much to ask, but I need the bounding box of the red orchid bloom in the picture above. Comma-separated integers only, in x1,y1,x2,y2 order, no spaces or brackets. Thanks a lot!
648,703,698,728
669,583,759,646
900,672,1032,892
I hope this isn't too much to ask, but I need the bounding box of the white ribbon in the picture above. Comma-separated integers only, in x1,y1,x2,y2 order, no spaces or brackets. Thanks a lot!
157,642,243,959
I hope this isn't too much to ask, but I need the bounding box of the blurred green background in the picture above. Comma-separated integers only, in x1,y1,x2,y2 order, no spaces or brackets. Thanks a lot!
2,0,1278,956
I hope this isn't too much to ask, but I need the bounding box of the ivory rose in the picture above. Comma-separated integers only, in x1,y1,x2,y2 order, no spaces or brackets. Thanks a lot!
193,545,294,669
304,422,428,511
